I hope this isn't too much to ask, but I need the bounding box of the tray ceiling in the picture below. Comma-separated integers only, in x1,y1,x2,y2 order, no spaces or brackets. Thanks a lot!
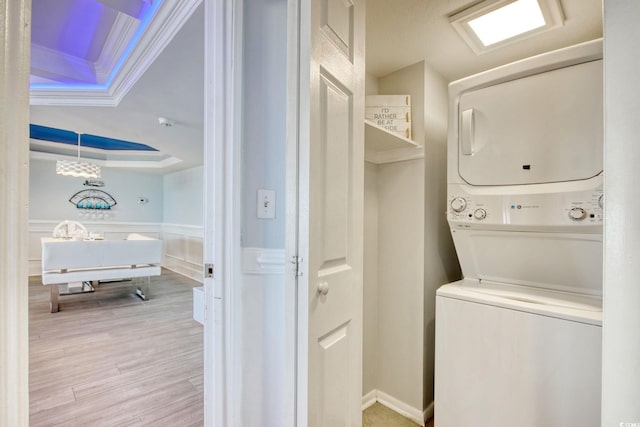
30,0,201,106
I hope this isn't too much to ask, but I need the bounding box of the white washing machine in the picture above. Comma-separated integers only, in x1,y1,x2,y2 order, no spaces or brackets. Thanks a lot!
435,39,603,427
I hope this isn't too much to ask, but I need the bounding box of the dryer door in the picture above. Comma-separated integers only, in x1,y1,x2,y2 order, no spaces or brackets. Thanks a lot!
458,60,603,186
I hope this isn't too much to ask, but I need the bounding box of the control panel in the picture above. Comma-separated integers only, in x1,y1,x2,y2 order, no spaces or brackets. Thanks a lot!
448,183,603,231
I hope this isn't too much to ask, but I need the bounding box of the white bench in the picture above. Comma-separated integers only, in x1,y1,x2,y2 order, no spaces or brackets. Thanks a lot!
41,233,162,313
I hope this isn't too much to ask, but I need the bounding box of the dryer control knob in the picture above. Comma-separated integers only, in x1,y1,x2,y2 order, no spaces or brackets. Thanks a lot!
450,197,467,213
569,207,587,221
598,194,604,209
473,208,487,220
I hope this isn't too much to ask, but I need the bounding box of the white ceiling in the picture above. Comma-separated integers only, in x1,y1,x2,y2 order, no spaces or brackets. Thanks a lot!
366,0,603,81
30,0,602,174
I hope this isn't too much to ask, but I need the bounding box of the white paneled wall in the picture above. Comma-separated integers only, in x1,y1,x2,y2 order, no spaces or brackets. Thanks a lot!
162,224,204,282
239,247,287,427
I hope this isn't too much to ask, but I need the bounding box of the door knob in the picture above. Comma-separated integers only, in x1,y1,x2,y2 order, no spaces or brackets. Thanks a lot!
317,281,329,296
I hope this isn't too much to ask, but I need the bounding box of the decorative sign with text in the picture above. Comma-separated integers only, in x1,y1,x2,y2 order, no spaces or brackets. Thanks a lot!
365,95,412,139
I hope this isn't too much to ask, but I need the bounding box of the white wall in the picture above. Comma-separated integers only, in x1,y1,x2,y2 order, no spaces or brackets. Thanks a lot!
163,166,203,226
238,0,288,425
380,62,425,143
365,72,379,96
29,158,163,223
362,60,460,420
161,166,204,281
422,61,461,408
602,0,640,423
239,263,287,427
376,157,425,412
375,62,426,414
241,0,287,249
363,72,381,397
361,62,427,420
363,161,379,396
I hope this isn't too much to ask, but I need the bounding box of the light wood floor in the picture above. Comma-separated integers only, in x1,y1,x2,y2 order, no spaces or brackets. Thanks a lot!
29,269,204,426
30,271,437,427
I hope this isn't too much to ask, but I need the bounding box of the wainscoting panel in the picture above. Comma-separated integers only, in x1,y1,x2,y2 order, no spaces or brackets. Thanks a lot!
161,224,204,282
239,247,287,426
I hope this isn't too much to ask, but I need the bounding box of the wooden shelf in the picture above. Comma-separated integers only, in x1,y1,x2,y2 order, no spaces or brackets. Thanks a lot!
364,119,419,152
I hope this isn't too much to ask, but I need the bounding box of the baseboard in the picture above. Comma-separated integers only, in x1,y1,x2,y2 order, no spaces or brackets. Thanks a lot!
29,260,42,277
424,401,434,423
361,389,377,411
162,261,203,283
362,389,424,426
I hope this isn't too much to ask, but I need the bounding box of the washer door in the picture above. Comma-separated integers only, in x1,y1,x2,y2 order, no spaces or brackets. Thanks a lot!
458,60,603,186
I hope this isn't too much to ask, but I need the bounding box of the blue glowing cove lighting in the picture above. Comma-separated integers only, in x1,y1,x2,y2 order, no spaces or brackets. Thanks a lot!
29,0,163,91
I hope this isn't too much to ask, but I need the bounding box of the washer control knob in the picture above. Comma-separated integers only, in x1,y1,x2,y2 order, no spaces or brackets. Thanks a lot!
450,197,467,213
473,208,487,220
598,194,604,209
569,207,587,221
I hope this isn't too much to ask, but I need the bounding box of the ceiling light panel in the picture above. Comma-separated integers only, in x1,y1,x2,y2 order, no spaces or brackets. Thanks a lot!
468,0,545,46
450,0,565,54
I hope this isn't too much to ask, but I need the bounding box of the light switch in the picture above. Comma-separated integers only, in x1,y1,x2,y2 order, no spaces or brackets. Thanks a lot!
257,189,276,219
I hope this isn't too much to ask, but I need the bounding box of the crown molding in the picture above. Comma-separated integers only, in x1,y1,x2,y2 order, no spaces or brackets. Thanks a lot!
29,0,203,107
94,13,140,84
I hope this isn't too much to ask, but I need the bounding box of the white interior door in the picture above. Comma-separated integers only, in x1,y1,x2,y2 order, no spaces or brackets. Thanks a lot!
289,0,365,425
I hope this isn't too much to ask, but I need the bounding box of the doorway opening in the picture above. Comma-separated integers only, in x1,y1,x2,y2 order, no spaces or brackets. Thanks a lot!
27,2,207,423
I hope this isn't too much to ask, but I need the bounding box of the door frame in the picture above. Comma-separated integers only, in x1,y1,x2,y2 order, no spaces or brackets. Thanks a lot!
203,0,242,425
0,0,31,424
285,0,309,424
0,0,239,425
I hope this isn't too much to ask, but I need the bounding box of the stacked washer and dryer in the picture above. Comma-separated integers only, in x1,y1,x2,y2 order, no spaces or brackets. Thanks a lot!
434,39,603,426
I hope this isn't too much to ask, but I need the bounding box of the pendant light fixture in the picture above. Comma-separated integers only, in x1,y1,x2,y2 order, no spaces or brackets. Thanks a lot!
56,132,101,179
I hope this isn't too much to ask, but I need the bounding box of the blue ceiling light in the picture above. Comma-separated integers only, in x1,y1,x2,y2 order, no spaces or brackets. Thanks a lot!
30,124,158,152
29,0,163,91
61,1,105,61
104,1,159,88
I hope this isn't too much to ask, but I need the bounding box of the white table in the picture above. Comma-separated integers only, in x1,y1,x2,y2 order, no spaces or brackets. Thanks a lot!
41,233,162,312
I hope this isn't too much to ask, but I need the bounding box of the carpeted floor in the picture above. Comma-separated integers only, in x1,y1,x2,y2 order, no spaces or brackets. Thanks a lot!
363,402,435,427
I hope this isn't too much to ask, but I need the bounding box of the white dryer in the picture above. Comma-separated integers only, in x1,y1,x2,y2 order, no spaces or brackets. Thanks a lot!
435,39,603,427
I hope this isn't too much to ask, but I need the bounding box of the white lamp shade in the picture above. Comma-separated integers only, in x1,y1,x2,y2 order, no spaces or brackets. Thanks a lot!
56,160,101,179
